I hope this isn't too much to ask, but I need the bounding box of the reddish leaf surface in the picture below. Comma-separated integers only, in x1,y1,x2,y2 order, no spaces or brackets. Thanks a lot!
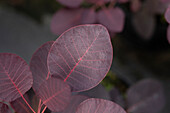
97,7,125,33
81,8,97,24
127,79,165,113
51,9,82,35
30,41,54,92
0,53,33,102
76,98,126,113
167,25,170,44
165,7,170,24
57,0,83,8
36,78,71,112
48,24,113,92
10,94,32,113
53,95,88,113
0,102,12,113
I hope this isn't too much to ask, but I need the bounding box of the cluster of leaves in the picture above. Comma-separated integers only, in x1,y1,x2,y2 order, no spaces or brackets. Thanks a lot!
52,0,170,44
0,24,128,113
51,0,128,36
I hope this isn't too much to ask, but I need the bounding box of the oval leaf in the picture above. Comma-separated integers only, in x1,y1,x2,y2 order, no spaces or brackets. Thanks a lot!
97,7,125,33
0,102,12,113
76,98,126,113
30,41,54,92
165,7,170,24
51,9,82,35
81,8,97,24
48,24,113,92
57,0,83,8
37,78,71,112
127,78,165,113
0,53,33,102
132,9,155,39
53,95,88,113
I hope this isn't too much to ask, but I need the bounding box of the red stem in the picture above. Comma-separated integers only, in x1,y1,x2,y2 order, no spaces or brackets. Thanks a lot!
37,99,42,113
20,95,36,113
41,106,47,113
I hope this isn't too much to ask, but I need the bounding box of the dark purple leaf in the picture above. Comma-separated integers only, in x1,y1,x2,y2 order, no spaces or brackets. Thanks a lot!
53,95,88,113
127,78,165,113
132,9,155,39
165,7,170,24
51,9,82,35
57,0,83,8
85,0,111,5
97,7,125,33
10,94,32,113
30,41,54,92
0,53,33,102
76,98,126,113
48,24,113,92
167,25,170,44
110,88,125,108
80,8,97,24
37,78,71,112
0,102,12,113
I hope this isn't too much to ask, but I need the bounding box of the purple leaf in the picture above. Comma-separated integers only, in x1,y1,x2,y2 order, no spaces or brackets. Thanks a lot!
76,98,126,113
53,95,88,113
165,7,170,24
97,7,125,33
80,8,97,24
85,0,111,5
48,24,113,92
167,25,170,44
132,9,155,39
0,102,12,113
127,78,165,113
10,94,32,113
57,0,83,8
51,9,82,35
30,41,54,92
0,53,33,102
36,78,71,112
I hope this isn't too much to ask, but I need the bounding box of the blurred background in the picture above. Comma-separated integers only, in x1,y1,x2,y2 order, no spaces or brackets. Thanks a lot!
0,0,169,112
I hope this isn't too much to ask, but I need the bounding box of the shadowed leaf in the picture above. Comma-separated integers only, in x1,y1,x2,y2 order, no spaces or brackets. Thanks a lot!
127,78,165,113
0,102,12,113
48,24,113,92
0,53,33,102
37,78,71,112
81,8,97,24
30,41,54,92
